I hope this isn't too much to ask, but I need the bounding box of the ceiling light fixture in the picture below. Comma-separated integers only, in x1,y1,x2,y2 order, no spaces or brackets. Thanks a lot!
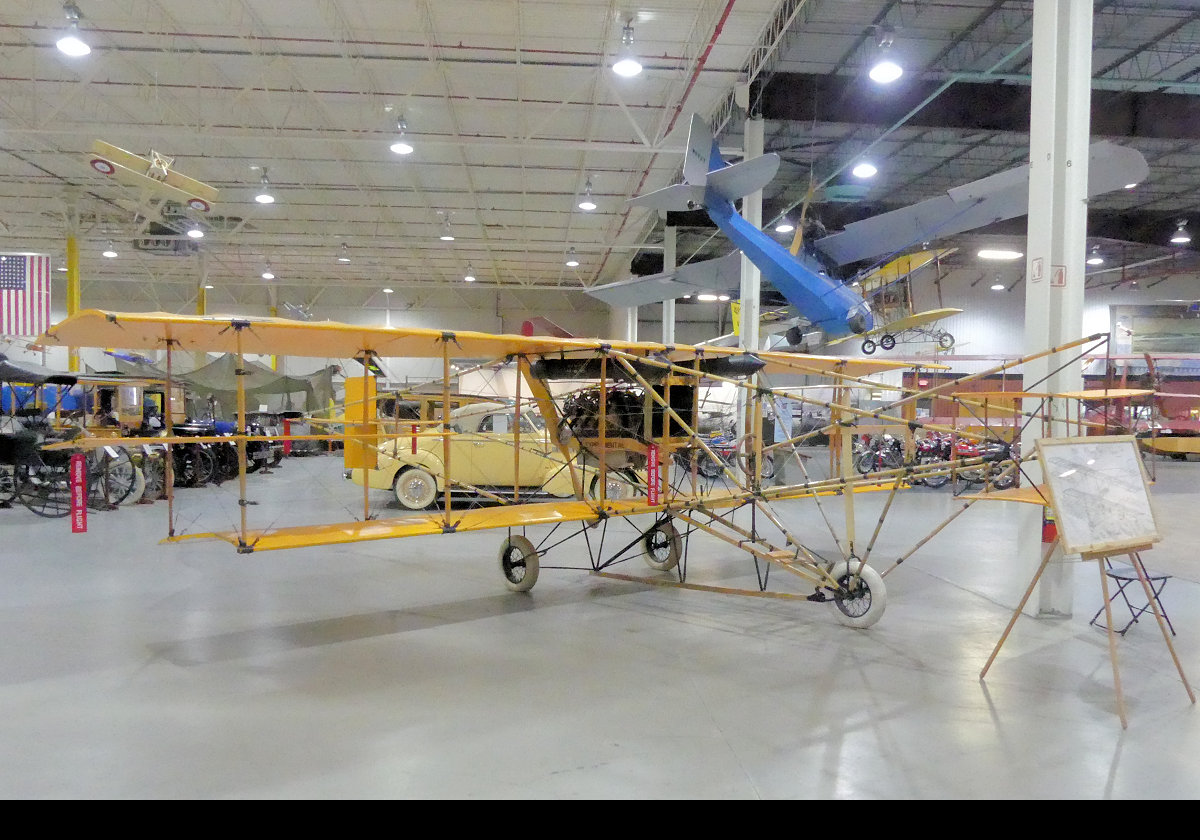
439,214,455,241
464,264,476,282
203,283,214,289
868,25,902,84
696,293,719,302
382,287,393,295
1170,220,1191,245
389,118,414,155
612,20,643,77
978,248,1023,261
255,168,275,204
565,247,580,267
990,278,1006,291
101,239,117,258
337,243,351,263
1125,183,1138,190
56,3,91,57
578,178,597,211
261,263,274,280
851,162,878,179
1086,246,1104,266
187,225,204,239
774,220,795,233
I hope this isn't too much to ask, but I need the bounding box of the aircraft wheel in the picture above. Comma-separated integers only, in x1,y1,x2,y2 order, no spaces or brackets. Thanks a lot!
938,332,955,350
784,325,805,346
861,338,876,355
394,466,438,509
828,559,886,629
642,520,681,572
499,535,540,592
879,334,896,351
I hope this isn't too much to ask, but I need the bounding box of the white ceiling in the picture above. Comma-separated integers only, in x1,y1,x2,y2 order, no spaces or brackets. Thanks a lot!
2,0,1199,320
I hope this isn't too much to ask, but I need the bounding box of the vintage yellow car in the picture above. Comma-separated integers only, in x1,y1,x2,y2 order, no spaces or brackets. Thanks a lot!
347,401,646,509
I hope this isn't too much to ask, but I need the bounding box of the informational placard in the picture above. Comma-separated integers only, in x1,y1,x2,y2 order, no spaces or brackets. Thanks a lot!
69,452,88,533
1035,435,1159,556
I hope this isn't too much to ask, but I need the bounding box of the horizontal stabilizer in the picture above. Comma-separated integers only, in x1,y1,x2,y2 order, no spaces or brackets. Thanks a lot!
706,154,781,203
627,183,707,211
585,252,742,308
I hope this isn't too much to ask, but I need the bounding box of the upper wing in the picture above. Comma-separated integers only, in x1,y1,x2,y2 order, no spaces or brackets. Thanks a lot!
585,252,742,308
812,141,1148,267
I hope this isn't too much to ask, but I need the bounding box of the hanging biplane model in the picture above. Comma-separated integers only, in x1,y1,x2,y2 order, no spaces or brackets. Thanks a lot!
824,249,962,355
587,114,1149,349
87,140,219,214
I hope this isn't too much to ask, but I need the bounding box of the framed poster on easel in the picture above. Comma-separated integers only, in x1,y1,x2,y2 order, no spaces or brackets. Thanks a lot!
981,435,1192,729
1035,435,1160,556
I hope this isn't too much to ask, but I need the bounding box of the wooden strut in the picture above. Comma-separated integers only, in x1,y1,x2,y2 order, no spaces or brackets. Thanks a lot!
363,350,371,521
669,510,831,590
441,341,452,524
164,334,177,537
880,499,978,577
860,475,904,566
236,327,250,538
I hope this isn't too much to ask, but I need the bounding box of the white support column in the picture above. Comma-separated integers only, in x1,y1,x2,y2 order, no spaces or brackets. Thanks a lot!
662,225,677,345
609,306,637,341
1020,0,1093,618
739,115,763,353
737,114,764,442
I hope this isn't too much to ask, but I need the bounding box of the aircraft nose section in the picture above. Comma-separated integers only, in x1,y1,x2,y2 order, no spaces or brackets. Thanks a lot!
847,310,870,335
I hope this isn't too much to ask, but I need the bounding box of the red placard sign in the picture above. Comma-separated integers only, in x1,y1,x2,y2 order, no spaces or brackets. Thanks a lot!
412,424,418,455
647,444,659,505
70,453,88,533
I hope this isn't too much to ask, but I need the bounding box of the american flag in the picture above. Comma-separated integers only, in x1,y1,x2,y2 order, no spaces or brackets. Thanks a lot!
0,254,52,337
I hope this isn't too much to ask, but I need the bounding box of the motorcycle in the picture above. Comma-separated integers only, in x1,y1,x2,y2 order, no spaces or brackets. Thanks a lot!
953,437,1016,491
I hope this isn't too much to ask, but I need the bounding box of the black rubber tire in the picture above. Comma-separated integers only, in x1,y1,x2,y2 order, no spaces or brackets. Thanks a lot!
880,334,896,350
861,339,876,355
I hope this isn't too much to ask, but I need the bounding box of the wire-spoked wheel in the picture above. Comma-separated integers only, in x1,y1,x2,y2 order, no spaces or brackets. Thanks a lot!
827,559,886,628
499,534,540,592
642,520,681,572
16,464,73,517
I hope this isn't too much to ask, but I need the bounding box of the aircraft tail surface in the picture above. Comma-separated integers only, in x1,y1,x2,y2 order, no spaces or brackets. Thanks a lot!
628,114,780,210
683,113,714,186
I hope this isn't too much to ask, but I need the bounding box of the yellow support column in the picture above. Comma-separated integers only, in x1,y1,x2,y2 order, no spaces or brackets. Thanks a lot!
66,234,81,372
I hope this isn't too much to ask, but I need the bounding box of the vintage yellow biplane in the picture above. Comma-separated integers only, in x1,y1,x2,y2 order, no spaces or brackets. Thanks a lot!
825,249,962,355
35,310,1132,631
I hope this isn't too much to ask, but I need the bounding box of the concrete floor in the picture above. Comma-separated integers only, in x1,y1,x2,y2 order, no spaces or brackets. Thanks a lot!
1,450,1197,799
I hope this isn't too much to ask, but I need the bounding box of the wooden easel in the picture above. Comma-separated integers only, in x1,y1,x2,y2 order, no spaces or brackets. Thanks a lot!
980,536,1194,728
979,435,1196,727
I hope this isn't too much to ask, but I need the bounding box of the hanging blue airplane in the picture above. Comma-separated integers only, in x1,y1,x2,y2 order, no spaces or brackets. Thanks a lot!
586,114,1149,348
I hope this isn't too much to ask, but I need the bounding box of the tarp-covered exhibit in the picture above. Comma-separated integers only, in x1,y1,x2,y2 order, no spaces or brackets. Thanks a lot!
97,353,338,418
1,353,78,413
